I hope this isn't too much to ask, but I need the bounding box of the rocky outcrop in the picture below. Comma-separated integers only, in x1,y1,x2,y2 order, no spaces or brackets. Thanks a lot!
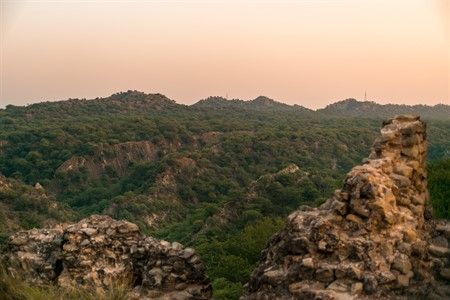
1,215,211,299
56,141,164,178
55,131,251,181
242,115,450,299
0,175,71,240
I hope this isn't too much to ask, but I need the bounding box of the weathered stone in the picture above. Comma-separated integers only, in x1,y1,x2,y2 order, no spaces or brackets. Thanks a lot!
436,223,450,239
351,282,363,295
378,271,397,284
380,242,394,258
363,274,378,294
173,259,185,272
289,237,310,254
429,245,450,257
402,228,417,243
402,134,420,147
394,164,413,178
326,280,348,293
345,214,362,225
439,268,450,280
396,195,411,206
401,145,419,158
242,116,448,300
263,269,286,286
175,282,187,290
392,256,412,275
172,242,183,251
335,263,362,280
80,228,97,236
389,174,410,188
148,267,166,286
315,265,335,283
406,160,420,171
397,274,410,287
116,221,139,233
418,143,425,154
302,257,314,269
10,237,29,246
380,128,397,142
331,200,348,216
1,215,212,299
180,248,195,259
431,236,449,249
397,243,412,255
350,199,370,218
411,195,424,205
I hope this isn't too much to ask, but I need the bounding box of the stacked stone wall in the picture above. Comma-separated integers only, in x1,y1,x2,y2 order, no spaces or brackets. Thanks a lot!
242,115,450,299
2,215,212,299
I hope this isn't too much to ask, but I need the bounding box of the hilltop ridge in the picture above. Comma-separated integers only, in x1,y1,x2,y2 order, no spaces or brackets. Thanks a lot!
1,91,448,119
192,95,312,112
319,98,450,119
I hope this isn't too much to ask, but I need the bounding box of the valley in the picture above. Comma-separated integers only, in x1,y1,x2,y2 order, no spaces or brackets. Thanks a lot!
1,91,449,298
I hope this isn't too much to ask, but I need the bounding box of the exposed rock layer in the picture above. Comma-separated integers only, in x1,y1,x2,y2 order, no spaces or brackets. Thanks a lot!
57,141,162,178
242,115,450,299
2,215,212,299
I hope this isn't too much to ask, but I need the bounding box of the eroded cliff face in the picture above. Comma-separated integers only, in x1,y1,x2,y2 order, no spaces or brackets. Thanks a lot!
242,115,450,299
56,141,165,178
1,215,212,299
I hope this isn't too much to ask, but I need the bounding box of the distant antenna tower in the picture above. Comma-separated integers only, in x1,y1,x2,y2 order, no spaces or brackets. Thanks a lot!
226,92,228,100
364,91,367,101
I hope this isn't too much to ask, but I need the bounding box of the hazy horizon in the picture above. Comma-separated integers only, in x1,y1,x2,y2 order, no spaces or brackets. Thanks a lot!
1,0,449,109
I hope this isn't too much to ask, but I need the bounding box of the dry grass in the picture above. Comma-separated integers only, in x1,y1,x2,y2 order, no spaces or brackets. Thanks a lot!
0,262,132,300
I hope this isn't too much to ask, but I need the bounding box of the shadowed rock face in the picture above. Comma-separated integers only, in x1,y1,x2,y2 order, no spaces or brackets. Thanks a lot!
242,115,450,300
1,215,212,299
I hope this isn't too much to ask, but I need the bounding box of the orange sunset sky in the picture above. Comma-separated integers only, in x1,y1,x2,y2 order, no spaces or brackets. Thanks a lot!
1,0,449,109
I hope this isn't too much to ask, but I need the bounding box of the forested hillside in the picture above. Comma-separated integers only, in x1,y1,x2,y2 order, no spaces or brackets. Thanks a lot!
1,91,449,298
319,98,450,120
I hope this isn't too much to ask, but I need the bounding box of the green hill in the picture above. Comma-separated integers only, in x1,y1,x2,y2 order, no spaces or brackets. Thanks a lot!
318,98,450,120
1,91,449,298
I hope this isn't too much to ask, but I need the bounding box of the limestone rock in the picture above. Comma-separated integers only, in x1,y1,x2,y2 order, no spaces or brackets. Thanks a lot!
1,215,212,299
242,115,450,299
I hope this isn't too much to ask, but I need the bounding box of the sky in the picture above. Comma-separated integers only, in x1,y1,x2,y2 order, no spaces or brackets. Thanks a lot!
0,0,449,109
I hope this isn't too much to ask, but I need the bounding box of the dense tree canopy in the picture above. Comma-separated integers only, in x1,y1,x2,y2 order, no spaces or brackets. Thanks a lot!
1,92,449,298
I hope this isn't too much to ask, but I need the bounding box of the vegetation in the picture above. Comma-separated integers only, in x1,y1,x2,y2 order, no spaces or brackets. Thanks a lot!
1,91,449,298
428,158,450,219
319,98,450,120
0,262,131,300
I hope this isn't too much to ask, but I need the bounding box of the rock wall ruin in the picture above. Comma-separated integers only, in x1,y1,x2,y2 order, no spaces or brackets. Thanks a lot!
2,215,212,299
242,115,450,299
